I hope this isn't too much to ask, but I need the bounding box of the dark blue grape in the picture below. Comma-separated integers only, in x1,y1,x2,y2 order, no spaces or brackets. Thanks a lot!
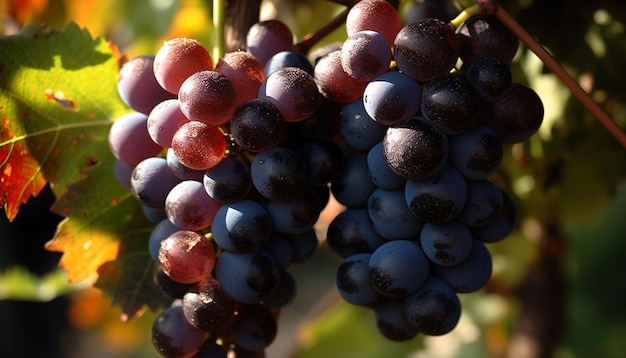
448,124,503,181
130,157,181,208
326,208,386,258
230,98,287,153
262,233,294,270
250,146,307,201
481,83,544,143
421,73,480,135
420,220,473,267
404,276,461,336
285,229,319,263
331,153,377,208
394,18,459,82
405,164,467,224
368,240,430,298
363,71,421,126
336,253,381,307
296,137,344,186
151,305,206,358
339,98,388,152
433,240,492,293
367,188,424,241
211,199,272,253
457,15,519,67
182,277,239,332
374,298,420,341
215,250,280,304
383,116,448,181
264,50,314,76
166,148,205,182
203,157,252,203
261,269,297,308
458,179,504,227
230,304,278,352
367,142,406,190
466,56,512,101
264,189,321,235
472,189,517,243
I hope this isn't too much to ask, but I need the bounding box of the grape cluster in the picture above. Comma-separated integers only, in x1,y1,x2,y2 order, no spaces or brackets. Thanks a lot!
108,0,544,356
326,0,542,342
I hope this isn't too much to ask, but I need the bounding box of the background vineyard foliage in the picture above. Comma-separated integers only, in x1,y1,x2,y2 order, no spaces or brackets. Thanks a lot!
1,0,626,357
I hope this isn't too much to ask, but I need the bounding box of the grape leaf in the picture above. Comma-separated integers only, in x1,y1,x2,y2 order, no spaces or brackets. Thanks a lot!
0,22,168,317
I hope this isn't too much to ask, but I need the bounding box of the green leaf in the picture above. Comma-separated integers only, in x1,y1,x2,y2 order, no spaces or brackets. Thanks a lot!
0,22,167,318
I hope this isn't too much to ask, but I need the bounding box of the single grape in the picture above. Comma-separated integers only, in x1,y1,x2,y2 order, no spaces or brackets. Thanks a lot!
192,340,228,358
147,98,189,148
346,0,402,45
149,218,182,263
457,179,504,227
166,148,205,182
182,277,240,332
258,66,321,122
341,30,392,81
296,137,344,186
230,304,278,352
262,233,295,270
421,73,480,135
314,50,369,104
108,112,163,166
250,146,307,201
285,229,319,263
403,0,452,23
130,157,181,208
330,153,377,208
447,124,503,180
214,250,280,304
203,157,252,203
472,189,517,243
215,51,266,105
420,220,474,267
339,98,388,152
368,187,424,241
466,56,513,101
404,276,461,336
481,83,544,143
117,55,174,114
171,121,227,171
153,265,193,300
382,116,448,181
394,18,459,82
230,98,287,153
113,159,134,189
368,240,430,298
246,20,294,65
366,141,406,190
432,239,493,293
151,305,207,358
165,180,222,231
158,230,216,284
457,15,519,67
264,50,314,76
404,164,468,224
261,269,298,308
326,208,386,258
336,253,381,307
363,71,422,126
374,298,420,341
210,199,272,253
153,37,214,94
178,70,238,125
264,190,321,235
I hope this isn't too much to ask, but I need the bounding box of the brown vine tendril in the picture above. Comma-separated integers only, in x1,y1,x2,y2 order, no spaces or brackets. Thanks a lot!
477,0,626,149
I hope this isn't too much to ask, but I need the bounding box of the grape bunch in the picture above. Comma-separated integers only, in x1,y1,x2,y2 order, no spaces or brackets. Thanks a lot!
107,0,544,356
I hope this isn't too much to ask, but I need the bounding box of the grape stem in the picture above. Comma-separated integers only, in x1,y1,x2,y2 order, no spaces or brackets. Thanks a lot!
213,0,226,61
478,0,626,149
295,8,349,54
